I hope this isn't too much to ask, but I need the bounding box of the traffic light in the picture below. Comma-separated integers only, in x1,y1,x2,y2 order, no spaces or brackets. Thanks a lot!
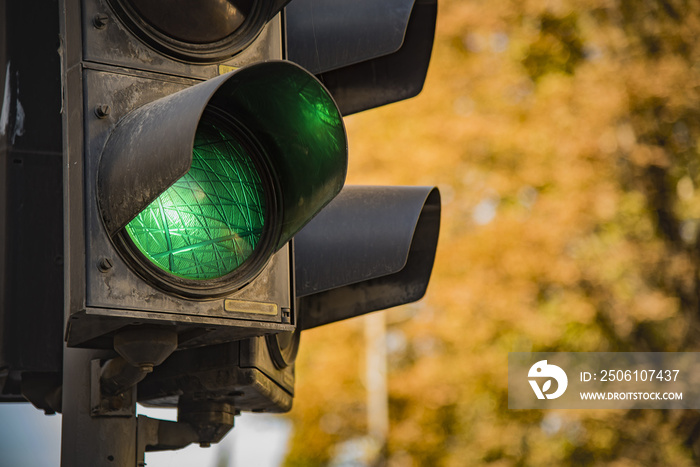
2,0,441,457
62,2,347,349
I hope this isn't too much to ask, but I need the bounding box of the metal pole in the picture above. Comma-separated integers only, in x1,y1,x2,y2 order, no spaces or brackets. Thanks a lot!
61,346,139,466
365,312,389,459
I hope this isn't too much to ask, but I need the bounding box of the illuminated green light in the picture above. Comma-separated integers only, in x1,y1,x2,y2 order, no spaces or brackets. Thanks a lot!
125,115,266,280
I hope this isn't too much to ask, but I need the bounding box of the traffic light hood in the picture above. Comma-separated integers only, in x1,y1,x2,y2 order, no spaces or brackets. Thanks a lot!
97,60,348,252
295,186,441,329
286,0,437,115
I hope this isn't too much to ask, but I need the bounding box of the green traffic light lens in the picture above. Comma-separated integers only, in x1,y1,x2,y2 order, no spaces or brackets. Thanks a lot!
124,112,267,281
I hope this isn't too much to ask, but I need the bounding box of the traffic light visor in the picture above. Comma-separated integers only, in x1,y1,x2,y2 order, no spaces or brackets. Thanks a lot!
97,61,347,297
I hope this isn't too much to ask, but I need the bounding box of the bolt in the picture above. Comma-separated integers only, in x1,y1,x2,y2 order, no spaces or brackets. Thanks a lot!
93,13,109,29
98,257,113,272
95,104,111,118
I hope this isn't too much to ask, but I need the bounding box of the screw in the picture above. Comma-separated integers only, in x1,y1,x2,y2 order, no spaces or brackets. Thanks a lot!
93,14,109,29
98,257,113,272
95,104,111,118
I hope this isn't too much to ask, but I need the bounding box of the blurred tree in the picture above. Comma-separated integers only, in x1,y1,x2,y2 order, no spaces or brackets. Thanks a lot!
285,0,700,465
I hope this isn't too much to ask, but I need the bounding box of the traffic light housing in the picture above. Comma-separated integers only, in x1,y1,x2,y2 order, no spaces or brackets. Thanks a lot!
66,60,346,349
62,1,347,349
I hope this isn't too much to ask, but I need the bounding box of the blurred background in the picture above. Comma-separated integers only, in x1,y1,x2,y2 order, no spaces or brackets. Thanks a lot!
6,0,700,465
287,0,700,465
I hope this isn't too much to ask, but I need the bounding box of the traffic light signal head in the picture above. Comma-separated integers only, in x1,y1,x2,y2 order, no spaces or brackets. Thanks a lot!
97,61,346,298
65,55,347,346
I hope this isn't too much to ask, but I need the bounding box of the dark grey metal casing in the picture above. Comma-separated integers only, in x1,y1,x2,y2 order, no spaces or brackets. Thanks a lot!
63,1,296,349
69,67,295,349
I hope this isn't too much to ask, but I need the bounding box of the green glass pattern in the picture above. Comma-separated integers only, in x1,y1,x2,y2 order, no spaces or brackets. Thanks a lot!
125,117,266,280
